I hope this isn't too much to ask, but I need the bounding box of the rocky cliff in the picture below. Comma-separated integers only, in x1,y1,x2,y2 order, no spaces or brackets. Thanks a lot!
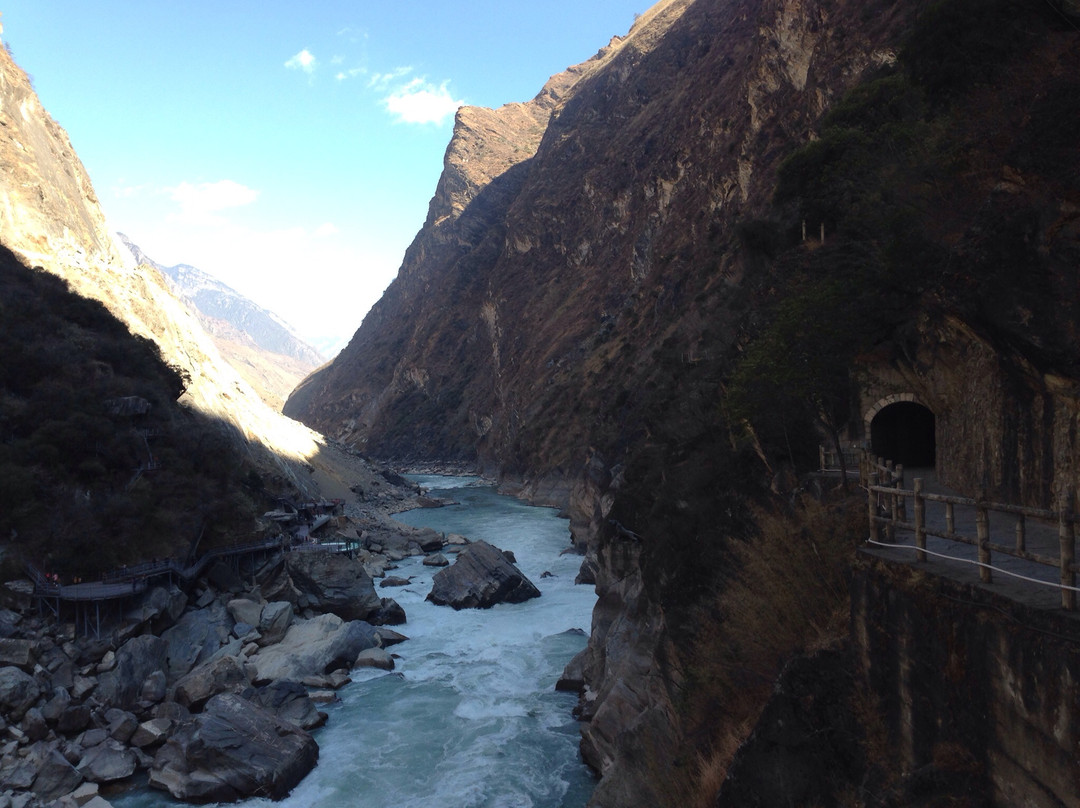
286,0,1080,803
0,40,347,495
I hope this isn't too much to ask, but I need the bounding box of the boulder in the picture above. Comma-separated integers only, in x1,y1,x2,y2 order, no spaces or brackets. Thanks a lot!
426,540,541,609
160,602,233,679
95,635,167,712
379,576,411,588
354,648,394,671
130,717,174,749
77,738,137,783
30,744,83,801
556,648,588,693
422,553,449,567
206,561,244,595
0,665,41,719
171,654,249,712
56,705,92,735
249,614,379,684
285,552,382,621
140,669,167,704
126,584,188,629
226,598,263,628
370,597,406,626
105,709,139,744
0,639,33,669
258,601,293,646
148,693,318,802
21,707,49,742
243,681,326,730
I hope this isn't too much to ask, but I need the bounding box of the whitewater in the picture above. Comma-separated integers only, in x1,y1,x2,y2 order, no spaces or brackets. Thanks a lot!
115,475,598,807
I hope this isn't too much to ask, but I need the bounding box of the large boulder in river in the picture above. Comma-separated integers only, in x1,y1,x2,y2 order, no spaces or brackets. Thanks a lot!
171,654,249,711
426,540,541,609
95,635,167,711
285,551,382,621
148,693,318,802
249,613,379,684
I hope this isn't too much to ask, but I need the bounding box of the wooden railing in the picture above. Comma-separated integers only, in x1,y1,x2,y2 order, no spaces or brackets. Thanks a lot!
867,474,1079,611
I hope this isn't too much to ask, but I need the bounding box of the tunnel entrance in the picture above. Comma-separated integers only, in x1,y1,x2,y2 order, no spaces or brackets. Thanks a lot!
870,401,936,468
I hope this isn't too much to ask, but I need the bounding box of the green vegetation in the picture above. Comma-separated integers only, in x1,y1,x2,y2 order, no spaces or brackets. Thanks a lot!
0,245,262,579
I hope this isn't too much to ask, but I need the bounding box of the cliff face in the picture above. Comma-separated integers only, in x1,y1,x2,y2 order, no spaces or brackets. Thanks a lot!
0,41,335,490
285,0,1080,803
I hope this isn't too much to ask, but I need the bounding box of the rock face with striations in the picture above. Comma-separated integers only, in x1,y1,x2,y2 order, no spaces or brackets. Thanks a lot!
427,541,541,609
148,693,319,803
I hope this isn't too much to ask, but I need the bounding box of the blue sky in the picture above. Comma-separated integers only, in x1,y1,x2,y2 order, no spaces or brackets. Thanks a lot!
2,2,646,355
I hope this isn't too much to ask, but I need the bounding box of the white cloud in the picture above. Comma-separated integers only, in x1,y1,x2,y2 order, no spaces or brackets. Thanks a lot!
335,66,367,82
314,222,339,238
368,66,413,90
384,78,464,126
168,180,259,225
285,49,317,74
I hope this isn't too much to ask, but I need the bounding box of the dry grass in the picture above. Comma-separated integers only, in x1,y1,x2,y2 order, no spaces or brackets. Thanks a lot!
673,492,865,804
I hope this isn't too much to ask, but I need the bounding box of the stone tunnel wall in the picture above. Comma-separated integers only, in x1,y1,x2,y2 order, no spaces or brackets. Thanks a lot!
858,316,1080,509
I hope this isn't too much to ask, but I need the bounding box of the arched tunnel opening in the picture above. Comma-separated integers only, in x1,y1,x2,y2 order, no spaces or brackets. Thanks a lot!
870,401,936,468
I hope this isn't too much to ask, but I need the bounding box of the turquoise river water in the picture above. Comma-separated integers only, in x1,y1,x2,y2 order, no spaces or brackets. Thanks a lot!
114,475,598,807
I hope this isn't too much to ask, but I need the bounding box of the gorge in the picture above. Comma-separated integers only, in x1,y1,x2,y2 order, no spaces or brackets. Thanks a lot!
0,0,1079,805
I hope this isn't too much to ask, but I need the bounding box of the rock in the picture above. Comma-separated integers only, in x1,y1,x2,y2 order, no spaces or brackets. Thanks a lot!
56,705,92,735
307,690,338,704
0,640,33,669
243,681,326,730
232,622,257,640
373,628,409,647
70,781,101,805
426,541,541,609
140,670,167,704
419,535,444,553
77,738,137,783
285,552,382,621
369,598,407,626
226,598,263,628
159,602,233,679
130,717,173,749
171,654,248,712
0,608,22,638
95,636,167,712
258,601,293,646
422,553,449,567
104,710,138,744
556,648,587,693
575,554,599,586
0,580,33,613
77,728,108,748
354,648,394,671
148,693,318,802
0,666,41,720
379,576,411,588
41,687,72,724
30,744,83,801
95,651,115,674
127,584,187,629
249,614,379,684
71,675,97,701
446,533,470,545
21,707,48,742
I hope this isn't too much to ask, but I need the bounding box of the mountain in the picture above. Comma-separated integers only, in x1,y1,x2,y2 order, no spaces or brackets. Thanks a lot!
116,234,323,411
0,37,349,499
285,0,1080,804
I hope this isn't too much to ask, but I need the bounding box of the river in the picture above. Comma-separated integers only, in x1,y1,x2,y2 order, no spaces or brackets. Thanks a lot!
114,475,598,807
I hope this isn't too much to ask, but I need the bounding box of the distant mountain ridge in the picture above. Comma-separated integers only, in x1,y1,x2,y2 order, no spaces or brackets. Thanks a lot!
116,233,324,368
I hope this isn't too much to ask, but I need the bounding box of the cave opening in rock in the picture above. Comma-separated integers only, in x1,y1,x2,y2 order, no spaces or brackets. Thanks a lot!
870,401,936,468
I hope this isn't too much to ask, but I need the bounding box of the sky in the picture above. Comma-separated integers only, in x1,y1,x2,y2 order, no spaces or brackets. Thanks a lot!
1,1,647,357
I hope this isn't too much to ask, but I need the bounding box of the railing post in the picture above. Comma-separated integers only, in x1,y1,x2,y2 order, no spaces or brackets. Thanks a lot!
945,501,955,536
976,494,992,583
1015,514,1026,554
914,478,926,562
868,473,880,542
896,464,906,522
819,445,826,471
1059,491,1076,611
888,478,898,543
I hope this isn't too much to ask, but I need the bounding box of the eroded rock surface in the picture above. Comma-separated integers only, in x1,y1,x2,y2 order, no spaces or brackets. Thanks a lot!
426,540,540,609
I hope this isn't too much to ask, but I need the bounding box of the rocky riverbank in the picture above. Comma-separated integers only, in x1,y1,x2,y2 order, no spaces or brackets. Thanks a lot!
0,477,543,808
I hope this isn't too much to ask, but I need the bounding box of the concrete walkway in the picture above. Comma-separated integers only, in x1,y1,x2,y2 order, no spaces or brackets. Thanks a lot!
860,467,1078,615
